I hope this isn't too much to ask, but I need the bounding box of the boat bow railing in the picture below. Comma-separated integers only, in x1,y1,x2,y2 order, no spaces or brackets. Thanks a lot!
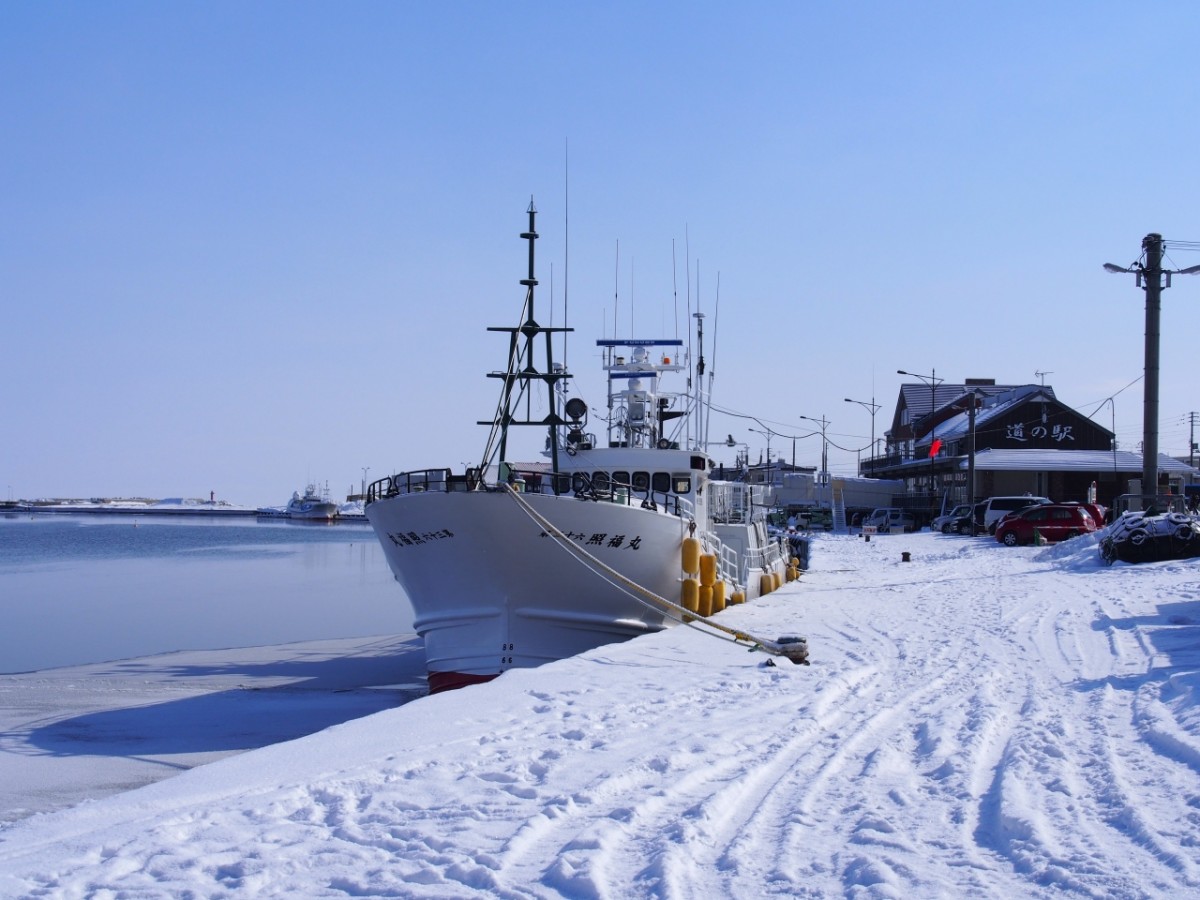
505,466,690,517
367,466,693,520
367,469,475,503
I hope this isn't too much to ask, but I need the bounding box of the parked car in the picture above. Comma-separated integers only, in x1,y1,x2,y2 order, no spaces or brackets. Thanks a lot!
1063,501,1108,527
993,501,1104,535
950,501,988,535
931,504,973,534
976,495,1052,534
798,508,833,531
864,508,917,533
992,500,1106,534
994,503,1098,546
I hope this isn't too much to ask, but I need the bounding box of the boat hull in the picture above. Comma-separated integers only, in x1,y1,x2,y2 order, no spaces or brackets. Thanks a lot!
287,502,339,520
368,489,709,691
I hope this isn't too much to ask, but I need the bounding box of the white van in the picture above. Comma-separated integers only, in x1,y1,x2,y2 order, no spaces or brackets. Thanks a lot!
976,495,1051,533
864,508,917,533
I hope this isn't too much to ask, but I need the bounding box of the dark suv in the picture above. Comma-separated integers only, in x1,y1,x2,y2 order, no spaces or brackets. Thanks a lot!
950,501,988,535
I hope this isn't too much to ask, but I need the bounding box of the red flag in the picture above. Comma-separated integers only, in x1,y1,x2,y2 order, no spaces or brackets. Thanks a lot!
928,438,942,457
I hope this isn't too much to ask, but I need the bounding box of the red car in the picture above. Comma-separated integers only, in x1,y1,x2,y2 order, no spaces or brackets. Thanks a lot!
995,503,1098,546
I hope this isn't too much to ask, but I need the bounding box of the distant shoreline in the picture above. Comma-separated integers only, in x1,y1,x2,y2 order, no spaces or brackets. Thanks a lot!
2,499,257,517
2,501,366,521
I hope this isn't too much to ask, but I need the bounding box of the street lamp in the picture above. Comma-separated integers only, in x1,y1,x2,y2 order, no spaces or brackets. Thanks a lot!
897,368,944,504
798,414,830,508
950,391,982,509
1103,234,1200,499
724,434,750,470
844,396,881,478
748,426,773,469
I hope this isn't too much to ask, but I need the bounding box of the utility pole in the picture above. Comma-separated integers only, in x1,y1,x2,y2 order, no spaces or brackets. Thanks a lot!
1103,235,1200,500
1142,234,1163,497
1190,411,1198,468
897,368,944,505
966,393,978,509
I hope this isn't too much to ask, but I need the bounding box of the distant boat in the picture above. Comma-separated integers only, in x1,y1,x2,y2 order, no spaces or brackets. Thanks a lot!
365,202,795,692
284,484,339,521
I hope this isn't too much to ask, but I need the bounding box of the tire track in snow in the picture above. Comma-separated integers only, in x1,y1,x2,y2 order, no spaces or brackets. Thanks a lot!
488,659,885,897
962,560,1200,896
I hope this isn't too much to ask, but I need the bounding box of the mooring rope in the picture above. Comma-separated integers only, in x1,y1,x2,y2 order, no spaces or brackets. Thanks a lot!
501,485,809,664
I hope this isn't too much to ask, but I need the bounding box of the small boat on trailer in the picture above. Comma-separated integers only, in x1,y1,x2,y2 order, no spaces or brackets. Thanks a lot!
366,202,794,692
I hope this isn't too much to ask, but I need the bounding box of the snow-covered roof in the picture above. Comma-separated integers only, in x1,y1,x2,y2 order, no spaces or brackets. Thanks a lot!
917,385,1069,445
897,382,1050,432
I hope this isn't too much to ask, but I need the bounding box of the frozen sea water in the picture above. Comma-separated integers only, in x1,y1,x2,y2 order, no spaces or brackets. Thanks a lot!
0,514,412,674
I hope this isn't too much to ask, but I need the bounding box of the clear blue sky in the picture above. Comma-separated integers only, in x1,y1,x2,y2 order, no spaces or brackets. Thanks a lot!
3,2,1198,506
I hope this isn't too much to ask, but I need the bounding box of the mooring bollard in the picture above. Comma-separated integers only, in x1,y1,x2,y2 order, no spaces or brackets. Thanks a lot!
901,551,911,562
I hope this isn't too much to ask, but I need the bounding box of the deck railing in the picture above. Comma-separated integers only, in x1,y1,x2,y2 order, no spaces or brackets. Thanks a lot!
366,466,691,518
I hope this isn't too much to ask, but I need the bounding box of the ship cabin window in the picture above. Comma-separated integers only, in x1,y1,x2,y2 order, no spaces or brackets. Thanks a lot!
572,473,587,493
652,472,671,493
554,474,571,494
673,474,692,495
592,471,610,491
611,471,630,488
632,471,650,492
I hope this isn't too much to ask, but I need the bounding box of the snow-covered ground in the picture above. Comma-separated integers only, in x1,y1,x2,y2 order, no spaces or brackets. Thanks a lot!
1,530,1198,898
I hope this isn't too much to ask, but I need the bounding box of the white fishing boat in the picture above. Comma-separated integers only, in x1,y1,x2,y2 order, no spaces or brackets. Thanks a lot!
285,483,339,521
366,203,795,692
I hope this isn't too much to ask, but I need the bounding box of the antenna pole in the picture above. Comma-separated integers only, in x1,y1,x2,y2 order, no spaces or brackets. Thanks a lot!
672,239,679,340
563,138,569,375
694,309,706,451
613,239,619,339
705,271,720,452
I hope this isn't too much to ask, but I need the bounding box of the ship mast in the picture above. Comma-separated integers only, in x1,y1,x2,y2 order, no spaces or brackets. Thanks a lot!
480,200,573,484
693,310,706,451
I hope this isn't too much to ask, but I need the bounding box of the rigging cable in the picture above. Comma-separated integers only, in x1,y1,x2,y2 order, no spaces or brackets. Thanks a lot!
478,292,535,474
501,484,810,664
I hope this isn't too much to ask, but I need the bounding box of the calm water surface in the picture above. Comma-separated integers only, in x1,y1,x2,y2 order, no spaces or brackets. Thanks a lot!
0,515,412,674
